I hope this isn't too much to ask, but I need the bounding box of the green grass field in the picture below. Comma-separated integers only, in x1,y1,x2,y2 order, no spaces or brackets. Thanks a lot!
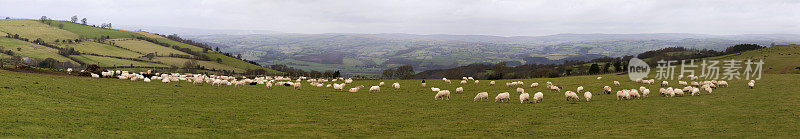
130,31,274,71
0,37,76,64
709,45,800,74
70,55,167,67
60,41,143,58
0,69,796,137
149,57,244,72
0,19,79,41
110,39,191,56
49,21,143,39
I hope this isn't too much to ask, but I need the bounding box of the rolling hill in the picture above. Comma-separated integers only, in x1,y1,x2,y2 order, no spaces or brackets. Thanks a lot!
0,19,274,74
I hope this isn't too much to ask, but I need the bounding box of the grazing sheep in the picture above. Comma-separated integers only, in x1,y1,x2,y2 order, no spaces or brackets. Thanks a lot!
489,81,496,86
636,78,643,84
421,83,426,87
392,82,400,89
456,87,464,93
616,90,630,100
467,77,474,80
678,75,684,80
691,81,700,86
577,86,584,93
718,81,728,87
597,76,602,80
444,80,452,84
613,81,620,86
293,83,302,90
460,80,467,84
642,89,650,97
629,89,641,99
584,92,592,102
435,90,451,100
533,92,543,103
495,92,510,102
162,78,170,83
516,88,525,94
564,91,580,101
519,92,531,103
379,82,385,86
266,82,273,89
674,88,684,96
665,88,675,97
474,80,480,85
369,86,381,93
550,85,561,92
748,80,755,89
431,87,440,92
604,86,612,94
333,83,345,91
691,87,700,96
679,81,688,86
474,92,489,101
530,83,539,88
703,86,713,94
661,81,669,87
143,77,151,82
91,73,100,78
639,86,647,92
349,87,360,93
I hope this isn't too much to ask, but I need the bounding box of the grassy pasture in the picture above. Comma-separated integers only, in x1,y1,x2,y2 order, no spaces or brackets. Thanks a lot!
0,69,796,138
70,55,167,67
149,57,244,72
709,44,800,74
110,39,191,56
60,41,143,58
0,19,79,41
49,21,143,39
0,37,76,64
129,31,273,71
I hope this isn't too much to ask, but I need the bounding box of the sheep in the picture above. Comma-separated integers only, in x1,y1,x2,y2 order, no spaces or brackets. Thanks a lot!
639,86,647,92
266,82,273,89
597,76,602,80
748,80,755,89
691,87,700,96
435,90,451,100
665,88,675,97
421,83,426,87
519,92,530,103
460,80,467,84
584,92,592,101
495,92,510,102
369,86,380,93
91,73,100,78
456,87,464,93
642,89,650,97
550,85,561,92
613,81,620,86
462,77,468,80
679,81,688,86
444,80,452,84
431,87,440,92
333,83,345,91
636,78,643,84
326,84,332,88
467,77,474,80
576,86,584,93
691,81,700,86
564,91,580,101
349,87,361,93
489,81,495,86
703,86,713,94
516,88,525,94
474,80,480,85
661,81,669,87
674,88,684,96
629,89,641,99
616,90,629,100
379,82,385,86
533,92,543,103
162,78,170,83
718,81,728,87
392,82,400,89
474,92,489,101
293,82,302,90
604,86,612,94
143,77,151,82
530,82,539,88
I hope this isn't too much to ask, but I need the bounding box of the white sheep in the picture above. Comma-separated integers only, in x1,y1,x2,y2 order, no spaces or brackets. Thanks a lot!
431,87,440,92
747,80,755,89
629,89,641,99
584,92,592,102
533,92,543,103
456,87,464,93
349,87,360,93
474,92,489,101
703,86,713,94
577,86,584,93
613,81,620,86
674,88,684,96
516,87,525,94
597,76,602,80
642,89,650,97
530,83,539,88
616,90,629,100
679,81,688,86
661,81,669,87
266,82,273,89
603,86,612,94
162,78,170,83
691,87,700,96
143,77,151,82
665,88,675,97
421,83,426,87
369,86,380,93
474,80,480,85
460,80,467,84
718,81,728,87
392,82,400,89
293,82,302,90
550,85,561,92
91,73,100,78
444,79,451,84
435,90,451,100
489,81,495,86
379,82,385,86
564,91,580,101
495,92,510,102
519,92,530,103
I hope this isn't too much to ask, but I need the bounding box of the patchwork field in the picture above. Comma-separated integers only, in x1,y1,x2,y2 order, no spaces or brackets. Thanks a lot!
110,39,191,56
70,55,167,67
60,41,143,58
710,44,800,74
0,37,75,63
0,69,796,137
149,57,243,72
49,21,143,39
0,19,79,41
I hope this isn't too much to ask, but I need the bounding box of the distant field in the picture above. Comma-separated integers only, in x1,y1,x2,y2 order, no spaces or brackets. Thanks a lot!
110,39,191,56
70,55,167,67
0,19,79,41
709,45,800,74
0,70,797,137
149,57,243,72
60,41,143,58
0,37,76,64
49,21,143,39
130,31,272,71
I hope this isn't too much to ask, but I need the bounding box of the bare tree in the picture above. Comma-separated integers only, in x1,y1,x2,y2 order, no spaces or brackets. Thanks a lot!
70,15,78,23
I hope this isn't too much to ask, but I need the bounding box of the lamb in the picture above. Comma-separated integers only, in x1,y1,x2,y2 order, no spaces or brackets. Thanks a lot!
642,89,650,97
474,92,489,101
392,82,400,89
576,86,584,93
584,92,592,102
456,87,464,93
516,87,525,94
435,90,451,100
613,81,620,86
431,87,440,92
489,81,495,86
748,80,755,89
369,86,380,93
519,92,531,103
604,86,612,94
495,92,510,102
530,82,539,88
533,92,543,103
564,91,580,101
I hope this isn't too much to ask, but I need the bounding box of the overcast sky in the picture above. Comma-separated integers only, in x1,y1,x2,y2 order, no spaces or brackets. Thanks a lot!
1,0,799,36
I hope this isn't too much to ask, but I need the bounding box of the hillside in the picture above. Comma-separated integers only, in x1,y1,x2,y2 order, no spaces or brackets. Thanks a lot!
0,19,274,74
187,33,799,77
708,44,800,74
